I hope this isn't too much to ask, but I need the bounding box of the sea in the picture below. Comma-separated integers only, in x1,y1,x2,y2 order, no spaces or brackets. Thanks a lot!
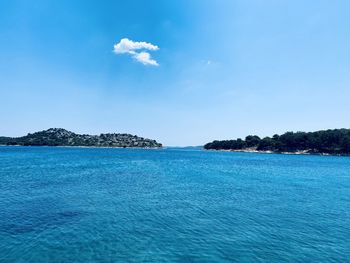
0,146,349,262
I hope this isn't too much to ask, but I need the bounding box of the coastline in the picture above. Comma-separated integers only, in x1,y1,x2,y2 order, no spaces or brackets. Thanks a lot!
0,145,162,149
206,148,348,157
1,145,348,156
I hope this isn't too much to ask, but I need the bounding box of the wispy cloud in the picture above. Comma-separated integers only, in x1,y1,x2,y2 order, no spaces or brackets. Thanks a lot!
113,38,159,66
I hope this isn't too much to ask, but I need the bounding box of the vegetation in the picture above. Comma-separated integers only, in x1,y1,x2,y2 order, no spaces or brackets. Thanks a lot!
0,128,162,148
204,129,350,155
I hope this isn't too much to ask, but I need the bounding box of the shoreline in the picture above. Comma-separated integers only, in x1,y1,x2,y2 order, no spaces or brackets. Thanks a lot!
0,145,162,150
1,145,348,156
206,148,349,157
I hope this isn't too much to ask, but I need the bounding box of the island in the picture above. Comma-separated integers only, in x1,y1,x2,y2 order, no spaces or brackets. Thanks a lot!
204,129,350,155
0,128,162,148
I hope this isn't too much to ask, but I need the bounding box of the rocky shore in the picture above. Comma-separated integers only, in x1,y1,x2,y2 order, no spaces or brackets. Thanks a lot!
208,147,344,156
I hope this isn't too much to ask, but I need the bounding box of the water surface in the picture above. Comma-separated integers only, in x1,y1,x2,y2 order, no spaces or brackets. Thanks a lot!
0,147,349,262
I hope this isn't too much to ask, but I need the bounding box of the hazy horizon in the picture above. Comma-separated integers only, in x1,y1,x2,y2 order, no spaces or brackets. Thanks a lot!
1,1,350,146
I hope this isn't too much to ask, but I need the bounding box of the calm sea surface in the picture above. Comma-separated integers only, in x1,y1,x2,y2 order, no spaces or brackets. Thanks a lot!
0,146,349,262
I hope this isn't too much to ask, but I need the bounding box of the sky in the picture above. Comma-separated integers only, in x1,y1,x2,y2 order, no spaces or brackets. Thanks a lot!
0,0,350,146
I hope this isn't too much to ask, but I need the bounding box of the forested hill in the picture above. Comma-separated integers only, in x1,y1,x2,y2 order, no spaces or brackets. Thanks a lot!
204,129,350,155
0,128,162,148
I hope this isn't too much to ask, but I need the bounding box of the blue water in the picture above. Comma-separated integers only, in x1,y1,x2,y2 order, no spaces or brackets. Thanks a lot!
0,147,349,262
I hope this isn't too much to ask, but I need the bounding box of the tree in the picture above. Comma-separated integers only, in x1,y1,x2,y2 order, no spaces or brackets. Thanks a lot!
245,135,261,147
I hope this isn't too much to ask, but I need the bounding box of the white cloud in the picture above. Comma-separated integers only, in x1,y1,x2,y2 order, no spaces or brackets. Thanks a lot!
134,52,159,66
113,38,159,66
114,38,159,54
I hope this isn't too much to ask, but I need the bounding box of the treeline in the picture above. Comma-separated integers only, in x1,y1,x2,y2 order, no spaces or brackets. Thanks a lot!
204,129,350,154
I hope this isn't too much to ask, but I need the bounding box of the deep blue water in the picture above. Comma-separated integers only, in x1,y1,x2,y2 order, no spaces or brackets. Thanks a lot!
0,146,349,262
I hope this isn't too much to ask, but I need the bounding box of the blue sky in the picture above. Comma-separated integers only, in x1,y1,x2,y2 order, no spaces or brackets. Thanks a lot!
1,0,350,146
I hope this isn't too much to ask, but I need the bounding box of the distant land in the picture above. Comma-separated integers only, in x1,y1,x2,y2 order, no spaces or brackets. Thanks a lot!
204,129,350,155
0,128,162,148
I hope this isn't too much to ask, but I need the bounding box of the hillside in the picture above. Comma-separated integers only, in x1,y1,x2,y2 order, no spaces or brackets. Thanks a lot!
0,128,162,148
